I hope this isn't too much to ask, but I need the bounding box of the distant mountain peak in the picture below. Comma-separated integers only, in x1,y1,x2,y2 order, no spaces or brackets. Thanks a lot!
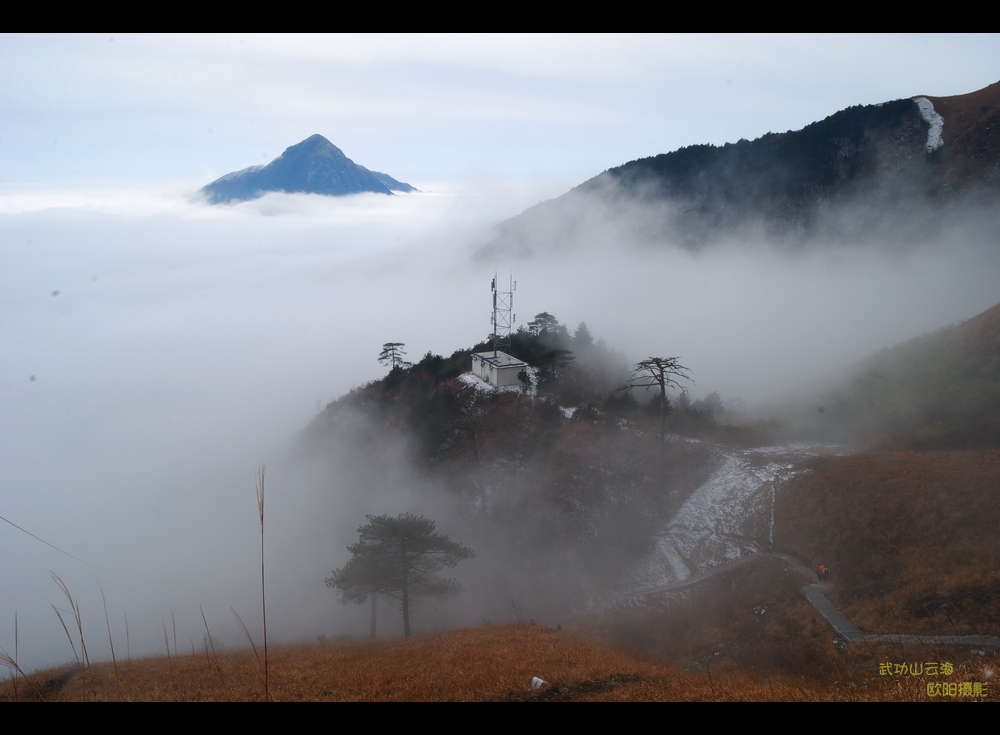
200,134,416,204
302,133,334,145
288,134,346,157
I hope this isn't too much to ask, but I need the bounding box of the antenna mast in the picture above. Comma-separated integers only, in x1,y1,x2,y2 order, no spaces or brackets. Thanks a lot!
491,271,516,357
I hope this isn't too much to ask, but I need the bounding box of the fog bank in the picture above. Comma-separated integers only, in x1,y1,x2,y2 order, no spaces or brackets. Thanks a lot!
2,184,997,671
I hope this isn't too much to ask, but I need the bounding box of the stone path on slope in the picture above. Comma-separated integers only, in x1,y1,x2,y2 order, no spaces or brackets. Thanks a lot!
606,440,1000,650
618,550,1000,649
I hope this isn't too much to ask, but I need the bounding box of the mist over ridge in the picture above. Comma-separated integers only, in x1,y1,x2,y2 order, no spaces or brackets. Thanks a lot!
480,81,1000,259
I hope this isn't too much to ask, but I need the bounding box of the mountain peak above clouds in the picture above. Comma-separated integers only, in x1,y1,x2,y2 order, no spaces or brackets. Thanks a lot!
200,134,417,204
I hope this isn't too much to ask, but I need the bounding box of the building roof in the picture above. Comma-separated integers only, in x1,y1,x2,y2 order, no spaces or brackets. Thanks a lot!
472,351,527,369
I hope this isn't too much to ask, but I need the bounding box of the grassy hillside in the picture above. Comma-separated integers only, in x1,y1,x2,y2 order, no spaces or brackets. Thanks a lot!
6,443,997,701
4,622,994,701
775,448,1000,635
20,308,993,701
568,445,999,701
794,302,1000,449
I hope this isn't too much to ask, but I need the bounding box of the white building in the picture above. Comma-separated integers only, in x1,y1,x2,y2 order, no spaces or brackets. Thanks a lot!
471,351,527,388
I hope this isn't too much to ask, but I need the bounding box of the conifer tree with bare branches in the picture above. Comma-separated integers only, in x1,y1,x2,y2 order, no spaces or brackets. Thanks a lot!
616,357,693,440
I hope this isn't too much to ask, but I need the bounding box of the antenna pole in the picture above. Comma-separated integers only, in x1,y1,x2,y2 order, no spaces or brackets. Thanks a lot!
490,270,515,358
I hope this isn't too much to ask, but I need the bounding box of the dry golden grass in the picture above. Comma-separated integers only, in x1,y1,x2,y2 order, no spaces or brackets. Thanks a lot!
579,558,848,682
5,447,997,701
3,623,994,701
776,448,1000,635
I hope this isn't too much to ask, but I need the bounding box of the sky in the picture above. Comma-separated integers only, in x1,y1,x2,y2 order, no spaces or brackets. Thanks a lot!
3,34,999,190
2,34,1000,674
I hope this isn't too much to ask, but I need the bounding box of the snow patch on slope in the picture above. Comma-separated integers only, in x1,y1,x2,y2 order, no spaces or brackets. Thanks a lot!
619,444,832,594
458,371,528,394
914,97,944,152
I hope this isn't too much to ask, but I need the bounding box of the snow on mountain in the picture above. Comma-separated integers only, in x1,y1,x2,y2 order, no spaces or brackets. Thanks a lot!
914,97,944,152
618,443,845,595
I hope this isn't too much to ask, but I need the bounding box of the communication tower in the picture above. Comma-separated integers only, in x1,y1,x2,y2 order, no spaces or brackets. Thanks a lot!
491,272,516,357
472,272,526,388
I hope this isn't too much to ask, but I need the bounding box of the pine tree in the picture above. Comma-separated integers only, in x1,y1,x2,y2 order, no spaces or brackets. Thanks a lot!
616,357,693,441
378,342,412,370
326,513,473,637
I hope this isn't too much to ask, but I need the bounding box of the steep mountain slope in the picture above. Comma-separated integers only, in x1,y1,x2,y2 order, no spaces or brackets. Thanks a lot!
480,81,1000,256
200,134,416,204
802,300,1000,448
301,325,724,620
776,447,1000,636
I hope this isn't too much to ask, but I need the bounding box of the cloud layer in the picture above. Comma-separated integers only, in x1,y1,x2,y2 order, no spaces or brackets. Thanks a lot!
2,183,998,670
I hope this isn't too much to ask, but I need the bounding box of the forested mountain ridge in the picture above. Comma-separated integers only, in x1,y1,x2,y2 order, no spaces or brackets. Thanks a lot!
480,81,1000,256
301,300,1000,650
302,317,737,619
